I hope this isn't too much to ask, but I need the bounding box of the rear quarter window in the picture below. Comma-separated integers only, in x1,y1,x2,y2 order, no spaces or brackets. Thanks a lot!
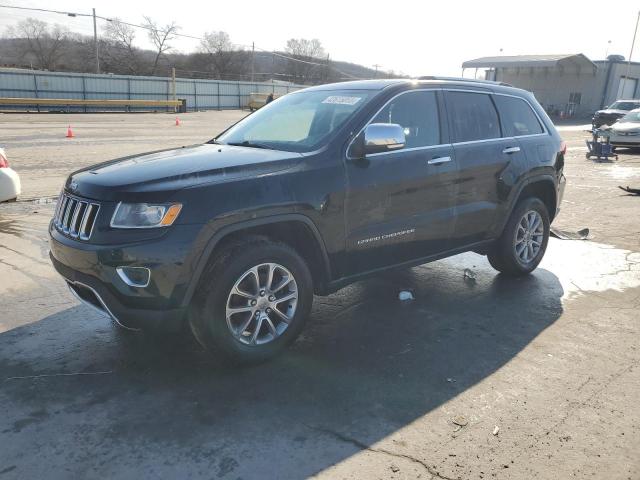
494,95,544,137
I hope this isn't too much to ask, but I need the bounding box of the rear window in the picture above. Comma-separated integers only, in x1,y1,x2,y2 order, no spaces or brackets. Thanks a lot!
446,91,500,143
494,95,544,137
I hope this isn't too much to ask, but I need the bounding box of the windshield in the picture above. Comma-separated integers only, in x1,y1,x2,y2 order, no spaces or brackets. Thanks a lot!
216,89,374,153
620,110,640,123
609,101,639,111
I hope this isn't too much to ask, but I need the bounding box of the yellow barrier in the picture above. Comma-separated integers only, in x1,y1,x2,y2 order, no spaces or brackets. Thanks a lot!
0,97,181,108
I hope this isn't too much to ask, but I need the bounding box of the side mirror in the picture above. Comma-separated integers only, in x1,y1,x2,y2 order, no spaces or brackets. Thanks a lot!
363,123,406,155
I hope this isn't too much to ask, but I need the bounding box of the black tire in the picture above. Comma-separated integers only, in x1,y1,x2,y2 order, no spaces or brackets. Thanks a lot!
487,197,550,276
188,236,313,364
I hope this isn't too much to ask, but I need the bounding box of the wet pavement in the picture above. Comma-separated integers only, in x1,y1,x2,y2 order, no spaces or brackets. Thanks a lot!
0,114,639,479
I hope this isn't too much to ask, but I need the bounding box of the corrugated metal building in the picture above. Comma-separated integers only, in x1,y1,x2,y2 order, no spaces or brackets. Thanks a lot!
462,54,640,117
0,68,304,111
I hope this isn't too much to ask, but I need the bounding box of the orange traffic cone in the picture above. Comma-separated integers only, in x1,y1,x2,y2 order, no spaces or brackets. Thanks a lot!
175,117,181,126
66,125,74,138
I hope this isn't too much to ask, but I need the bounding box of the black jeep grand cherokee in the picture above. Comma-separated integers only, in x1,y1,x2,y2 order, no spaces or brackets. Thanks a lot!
50,78,566,363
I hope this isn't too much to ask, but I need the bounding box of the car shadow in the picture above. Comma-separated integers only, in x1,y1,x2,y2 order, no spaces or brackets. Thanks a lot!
0,255,564,479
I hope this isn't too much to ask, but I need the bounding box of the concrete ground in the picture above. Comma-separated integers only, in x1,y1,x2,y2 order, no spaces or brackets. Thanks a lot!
0,111,639,480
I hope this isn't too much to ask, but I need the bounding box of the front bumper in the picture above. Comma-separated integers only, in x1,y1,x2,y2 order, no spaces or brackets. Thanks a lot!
592,114,623,127
609,133,640,147
49,221,204,332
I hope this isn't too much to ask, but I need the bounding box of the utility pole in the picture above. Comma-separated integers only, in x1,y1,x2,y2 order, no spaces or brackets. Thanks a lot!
621,10,640,98
92,8,99,74
373,64,381,78
171,67,177,112
251,42,255,83
171,67,176,100
325,54,330,82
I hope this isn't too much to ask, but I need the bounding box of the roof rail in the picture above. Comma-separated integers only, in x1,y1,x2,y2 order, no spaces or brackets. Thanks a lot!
417,76,513,87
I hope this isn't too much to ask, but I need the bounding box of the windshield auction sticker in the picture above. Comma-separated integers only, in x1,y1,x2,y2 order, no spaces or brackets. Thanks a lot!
322,96,362,105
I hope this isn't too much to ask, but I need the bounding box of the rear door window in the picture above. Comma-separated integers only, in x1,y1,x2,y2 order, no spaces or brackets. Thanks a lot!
494,95,544,137
445,91,501,143
371,90,440,148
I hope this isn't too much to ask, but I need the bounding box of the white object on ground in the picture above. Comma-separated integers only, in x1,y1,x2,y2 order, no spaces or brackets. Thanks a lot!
398,290,414,301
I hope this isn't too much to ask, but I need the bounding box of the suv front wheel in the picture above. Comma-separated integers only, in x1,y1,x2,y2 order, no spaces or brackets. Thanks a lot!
487,197,550,276
189,236,313,364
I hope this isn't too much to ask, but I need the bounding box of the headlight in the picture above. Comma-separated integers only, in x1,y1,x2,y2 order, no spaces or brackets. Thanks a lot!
110,202,182,229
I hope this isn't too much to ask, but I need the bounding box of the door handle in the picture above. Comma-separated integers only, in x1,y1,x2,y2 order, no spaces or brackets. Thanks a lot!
502,146,521,154
427,156,452,165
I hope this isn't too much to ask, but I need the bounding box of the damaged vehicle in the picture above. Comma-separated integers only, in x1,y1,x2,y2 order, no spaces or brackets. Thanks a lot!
592,99,640,128
49,78,566,363
0,147,21,203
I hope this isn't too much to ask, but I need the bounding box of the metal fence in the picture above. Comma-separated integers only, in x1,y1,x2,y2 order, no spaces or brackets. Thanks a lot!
0,68,305,111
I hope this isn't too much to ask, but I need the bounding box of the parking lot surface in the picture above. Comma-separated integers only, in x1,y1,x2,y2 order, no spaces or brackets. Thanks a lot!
1,111,639,479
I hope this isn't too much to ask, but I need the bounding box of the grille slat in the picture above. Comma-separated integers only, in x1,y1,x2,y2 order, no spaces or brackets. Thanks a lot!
54,192,100,241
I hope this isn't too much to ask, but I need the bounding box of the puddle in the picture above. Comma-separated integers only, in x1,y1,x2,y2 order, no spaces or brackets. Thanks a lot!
541,240,640,300
607,164,639,181
33,197,57,205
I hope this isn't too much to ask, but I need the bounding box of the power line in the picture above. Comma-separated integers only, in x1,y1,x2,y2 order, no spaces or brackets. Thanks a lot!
0,3,92,17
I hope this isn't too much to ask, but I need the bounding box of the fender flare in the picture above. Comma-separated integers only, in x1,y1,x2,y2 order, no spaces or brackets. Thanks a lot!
496,174,558,234
181,213,332,307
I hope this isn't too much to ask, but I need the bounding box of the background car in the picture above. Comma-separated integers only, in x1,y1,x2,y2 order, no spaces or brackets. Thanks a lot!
0,147,21,202
592,99,640,128
609,108,640,149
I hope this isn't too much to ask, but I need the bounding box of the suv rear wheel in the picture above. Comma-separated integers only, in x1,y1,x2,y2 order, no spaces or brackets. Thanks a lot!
189,236,313,364
487,197,550,276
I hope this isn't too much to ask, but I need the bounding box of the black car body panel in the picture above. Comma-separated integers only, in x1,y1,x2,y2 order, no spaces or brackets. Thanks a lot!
49,78,565,331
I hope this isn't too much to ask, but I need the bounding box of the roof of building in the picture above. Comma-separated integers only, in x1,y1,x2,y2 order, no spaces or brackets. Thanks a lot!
462,54,597,70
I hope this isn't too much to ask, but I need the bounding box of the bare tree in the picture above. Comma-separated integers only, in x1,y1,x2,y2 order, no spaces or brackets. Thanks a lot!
142,16,179,75
102,19,140,74
6,18,70,70
285,38,325,59
284,38,326,83
199,31,249,79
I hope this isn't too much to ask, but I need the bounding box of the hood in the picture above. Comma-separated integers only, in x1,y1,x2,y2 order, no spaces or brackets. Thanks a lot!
596,109,628,116
67,144,303,201
612,121,640,133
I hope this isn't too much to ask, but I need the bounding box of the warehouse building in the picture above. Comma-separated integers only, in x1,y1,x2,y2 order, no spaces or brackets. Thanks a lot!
461,54,640,118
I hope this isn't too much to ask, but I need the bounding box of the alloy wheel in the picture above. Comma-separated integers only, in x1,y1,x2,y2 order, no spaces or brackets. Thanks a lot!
225,263,298,345
514,210,544,264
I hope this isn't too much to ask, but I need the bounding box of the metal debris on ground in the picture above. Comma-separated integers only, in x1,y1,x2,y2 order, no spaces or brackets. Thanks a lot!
618,185,640,195
452,415,469,427
390,464,400,473
493,426,500,436
398,290,414,301
5,370,113,381
463,268,477,282
550,227,590,240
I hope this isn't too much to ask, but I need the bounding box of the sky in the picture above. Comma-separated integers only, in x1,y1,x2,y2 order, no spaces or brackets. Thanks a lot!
0,0,639,77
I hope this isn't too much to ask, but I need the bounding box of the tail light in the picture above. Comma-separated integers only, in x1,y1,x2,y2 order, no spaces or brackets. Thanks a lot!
0,149,8,168
559,141,567,156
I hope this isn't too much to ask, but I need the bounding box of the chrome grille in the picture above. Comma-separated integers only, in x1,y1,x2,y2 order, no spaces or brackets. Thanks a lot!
53,192,100,241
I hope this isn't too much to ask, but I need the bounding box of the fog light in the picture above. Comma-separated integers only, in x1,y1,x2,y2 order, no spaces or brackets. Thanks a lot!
116,266,151,287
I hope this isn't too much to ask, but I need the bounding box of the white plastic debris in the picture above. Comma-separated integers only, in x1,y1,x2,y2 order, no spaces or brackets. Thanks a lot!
398,290,414,301
463,268,477,281
493,425,500,436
